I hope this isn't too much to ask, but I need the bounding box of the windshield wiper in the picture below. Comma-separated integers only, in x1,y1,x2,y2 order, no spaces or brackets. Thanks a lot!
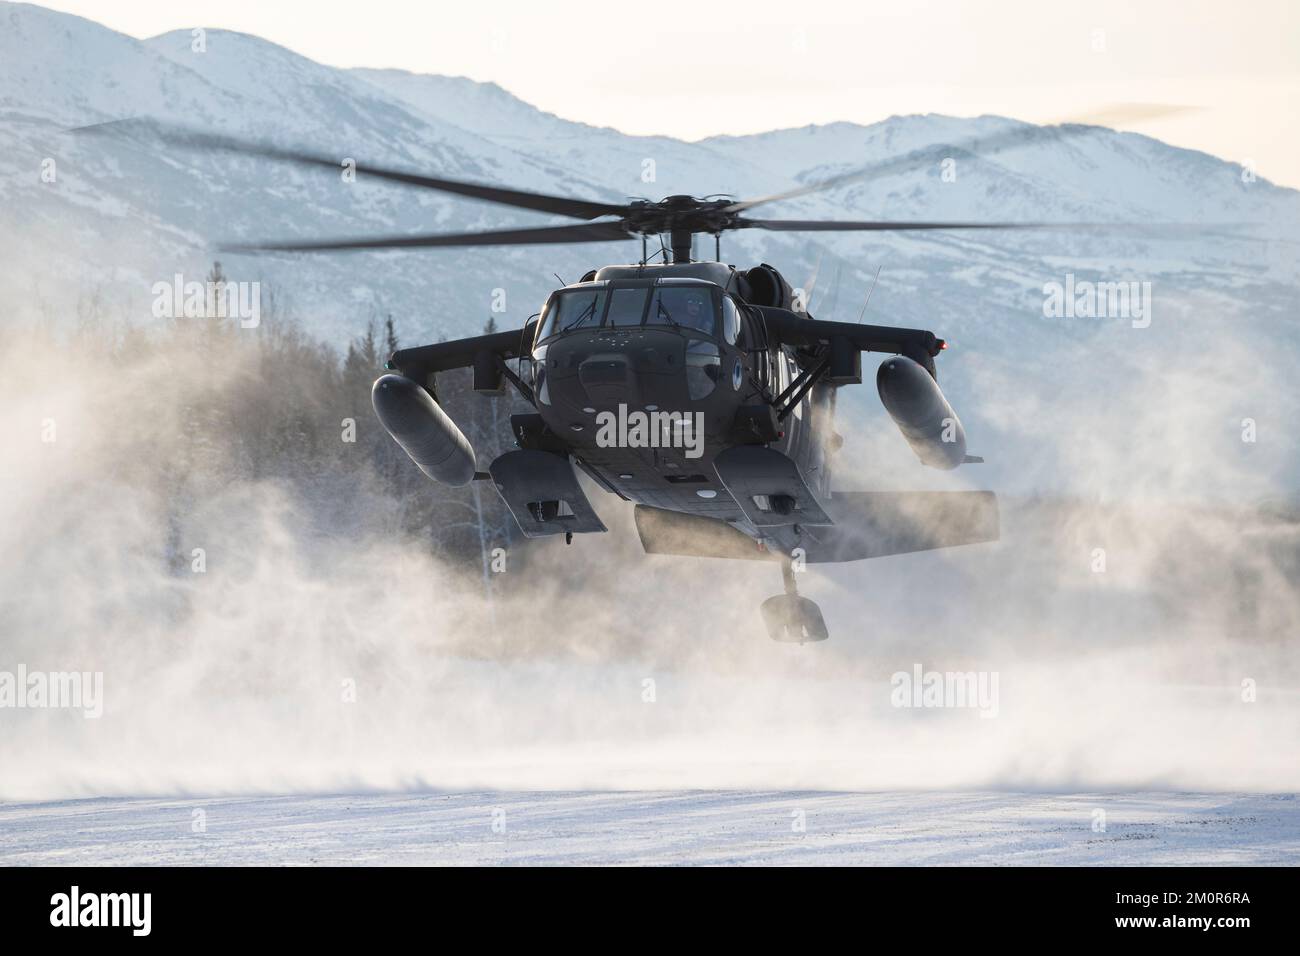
655,301,680,328
561,299,599,333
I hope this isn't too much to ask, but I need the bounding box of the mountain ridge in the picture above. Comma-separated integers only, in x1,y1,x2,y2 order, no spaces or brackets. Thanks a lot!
3,1,1298,497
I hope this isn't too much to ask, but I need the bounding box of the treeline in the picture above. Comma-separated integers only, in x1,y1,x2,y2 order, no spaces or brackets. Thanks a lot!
17,267,536,595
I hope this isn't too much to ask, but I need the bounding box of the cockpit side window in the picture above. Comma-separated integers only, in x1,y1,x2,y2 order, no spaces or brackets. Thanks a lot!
646,285,717,336
721,296,740,345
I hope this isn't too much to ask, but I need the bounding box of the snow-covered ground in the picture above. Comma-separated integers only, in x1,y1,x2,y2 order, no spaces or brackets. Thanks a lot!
2,790,1296,866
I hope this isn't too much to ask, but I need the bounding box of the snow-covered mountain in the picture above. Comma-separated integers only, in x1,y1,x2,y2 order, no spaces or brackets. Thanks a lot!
2,1,1298,497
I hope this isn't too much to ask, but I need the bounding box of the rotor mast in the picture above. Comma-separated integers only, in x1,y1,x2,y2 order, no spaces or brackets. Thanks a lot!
669,225,694,263
639,194,723,264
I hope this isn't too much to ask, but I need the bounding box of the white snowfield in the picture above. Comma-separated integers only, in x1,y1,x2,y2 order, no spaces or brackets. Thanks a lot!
2,790,1296,866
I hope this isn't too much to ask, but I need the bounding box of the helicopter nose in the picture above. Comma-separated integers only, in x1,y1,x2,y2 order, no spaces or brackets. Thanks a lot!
578,352,634,403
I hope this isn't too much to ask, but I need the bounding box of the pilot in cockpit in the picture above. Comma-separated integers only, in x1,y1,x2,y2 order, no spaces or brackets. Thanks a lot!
681,291,712,333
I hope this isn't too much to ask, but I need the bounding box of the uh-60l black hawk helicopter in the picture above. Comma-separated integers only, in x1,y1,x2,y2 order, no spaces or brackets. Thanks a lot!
111,118,1177,643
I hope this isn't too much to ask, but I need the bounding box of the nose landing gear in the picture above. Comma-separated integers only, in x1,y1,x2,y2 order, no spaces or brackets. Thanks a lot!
760,557,829,643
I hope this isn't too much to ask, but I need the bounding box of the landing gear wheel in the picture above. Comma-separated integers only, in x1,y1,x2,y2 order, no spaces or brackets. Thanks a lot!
760,593,828,643
760,555,829,642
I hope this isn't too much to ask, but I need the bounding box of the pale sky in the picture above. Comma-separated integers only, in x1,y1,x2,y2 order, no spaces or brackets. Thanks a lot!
35,0,1300,187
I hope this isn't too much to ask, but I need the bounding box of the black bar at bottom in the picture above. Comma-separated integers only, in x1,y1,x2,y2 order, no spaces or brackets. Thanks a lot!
0,866,1285,943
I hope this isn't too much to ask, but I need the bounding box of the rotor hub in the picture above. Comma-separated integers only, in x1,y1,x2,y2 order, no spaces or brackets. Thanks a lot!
622,196,736,239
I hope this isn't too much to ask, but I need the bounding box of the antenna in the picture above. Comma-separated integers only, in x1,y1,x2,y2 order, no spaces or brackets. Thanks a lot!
857,265,883,323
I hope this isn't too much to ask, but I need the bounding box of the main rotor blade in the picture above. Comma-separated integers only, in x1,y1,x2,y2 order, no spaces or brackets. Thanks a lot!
741,219,1067,232
220,221,634,253
71,119,630,221
725,102,1198,214
738,218,1246,236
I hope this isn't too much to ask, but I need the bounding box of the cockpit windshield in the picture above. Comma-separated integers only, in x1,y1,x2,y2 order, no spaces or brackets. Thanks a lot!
607,287,649,327
536,282,719,343
647,285,716,335
538,287,606,340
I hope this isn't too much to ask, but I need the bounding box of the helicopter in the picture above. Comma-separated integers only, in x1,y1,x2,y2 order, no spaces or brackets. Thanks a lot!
241,180,1002,643
78,112,1189,642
